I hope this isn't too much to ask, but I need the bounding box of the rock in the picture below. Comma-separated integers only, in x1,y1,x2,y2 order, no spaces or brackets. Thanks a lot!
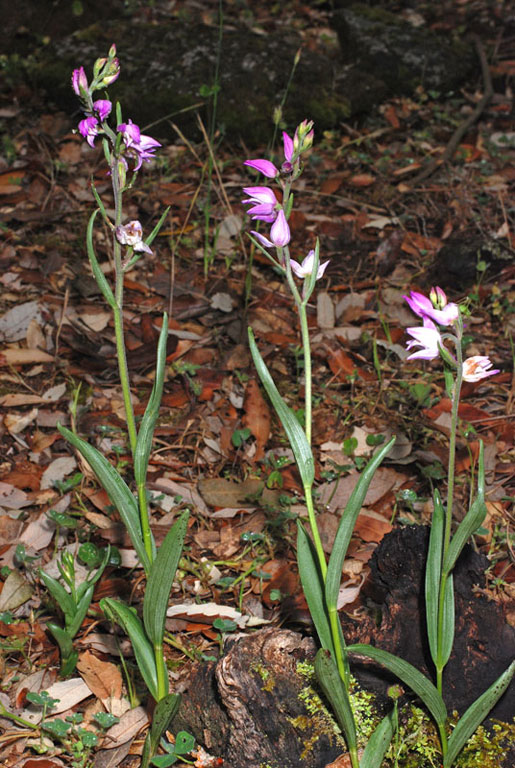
331,3,475,96
31,21,352,146
26,5,476,147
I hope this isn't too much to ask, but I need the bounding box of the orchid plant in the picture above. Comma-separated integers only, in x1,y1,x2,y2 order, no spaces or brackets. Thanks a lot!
243,123,398,768
243,128,513,767
59,47,188,767
348,287,513,767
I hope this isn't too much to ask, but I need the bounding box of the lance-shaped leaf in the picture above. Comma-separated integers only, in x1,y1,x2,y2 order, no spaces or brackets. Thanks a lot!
248,327,314,487
360,711,395,768
443,441,486,576
437,574,454,671
141,693,181,768
134,314,168,487
86,209,116,308
296,521,334,657
325,437,396,612
68,583,94,638
315,649,357,755
444,661,515,768
347,644,447,729
58,425,151,573
45,622,78,677
39,570,75,626
143,511,189,647
425,489,444,665
100,597,158,701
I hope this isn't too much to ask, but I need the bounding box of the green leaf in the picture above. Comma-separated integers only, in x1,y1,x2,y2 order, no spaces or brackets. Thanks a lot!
314,649,357,754
100,597,158,701
438,574,454,670
39,570,75,624
359,711,395,768
145,207,170,248
425,490,444,666
443,442,486,576
45,621,78,676
67,583,94,637
347,644,447,728
57,425,151,573
296,521,334,657
175,730,195,754
143,511,189,648
248,328,314,487
141,693,181,768
86,209,116,308
444,661,515,768
325,437,395,611
134,314,169,487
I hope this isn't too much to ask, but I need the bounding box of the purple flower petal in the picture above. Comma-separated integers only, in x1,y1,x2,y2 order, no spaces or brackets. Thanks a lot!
244,159,279,178
269,209,290,247
93,99,112,121
251,230,275,248
78,116,99,147
283,131,294,163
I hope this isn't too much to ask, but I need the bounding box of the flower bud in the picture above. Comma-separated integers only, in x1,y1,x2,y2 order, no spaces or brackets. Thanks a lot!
71,66,88,97
99,58,120,87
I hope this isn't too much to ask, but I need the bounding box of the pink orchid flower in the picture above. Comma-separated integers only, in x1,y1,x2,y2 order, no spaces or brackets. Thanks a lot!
72,66,88,97
290,250,330,280
242,186,278,222
406,318,442,360
404,289,459,326
115,221,152,254
269,210,290,247
78,116,99,147
462,356,499,383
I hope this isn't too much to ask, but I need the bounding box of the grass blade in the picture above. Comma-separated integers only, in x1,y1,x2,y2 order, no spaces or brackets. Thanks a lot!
325,437,395,611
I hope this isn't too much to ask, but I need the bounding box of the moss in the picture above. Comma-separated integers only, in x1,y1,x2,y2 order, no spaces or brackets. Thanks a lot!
295,661,514,767
250,662,275,693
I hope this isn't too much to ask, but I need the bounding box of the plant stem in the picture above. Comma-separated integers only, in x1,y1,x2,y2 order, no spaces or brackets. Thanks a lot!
304,483,327,580
299,300,312,445
137,482,154,566
436,323,463,697
154,643,167,700
111,161,138,457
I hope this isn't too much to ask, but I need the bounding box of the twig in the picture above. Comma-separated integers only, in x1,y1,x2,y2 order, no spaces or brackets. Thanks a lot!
408,35,493,186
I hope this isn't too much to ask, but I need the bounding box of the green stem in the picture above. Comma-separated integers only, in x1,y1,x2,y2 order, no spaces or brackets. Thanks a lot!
304,483,327,579
154,643,167,700
328,606,351,690
299,300,312,445
111,159,138,457
137,482,154,566
436,321,463,700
